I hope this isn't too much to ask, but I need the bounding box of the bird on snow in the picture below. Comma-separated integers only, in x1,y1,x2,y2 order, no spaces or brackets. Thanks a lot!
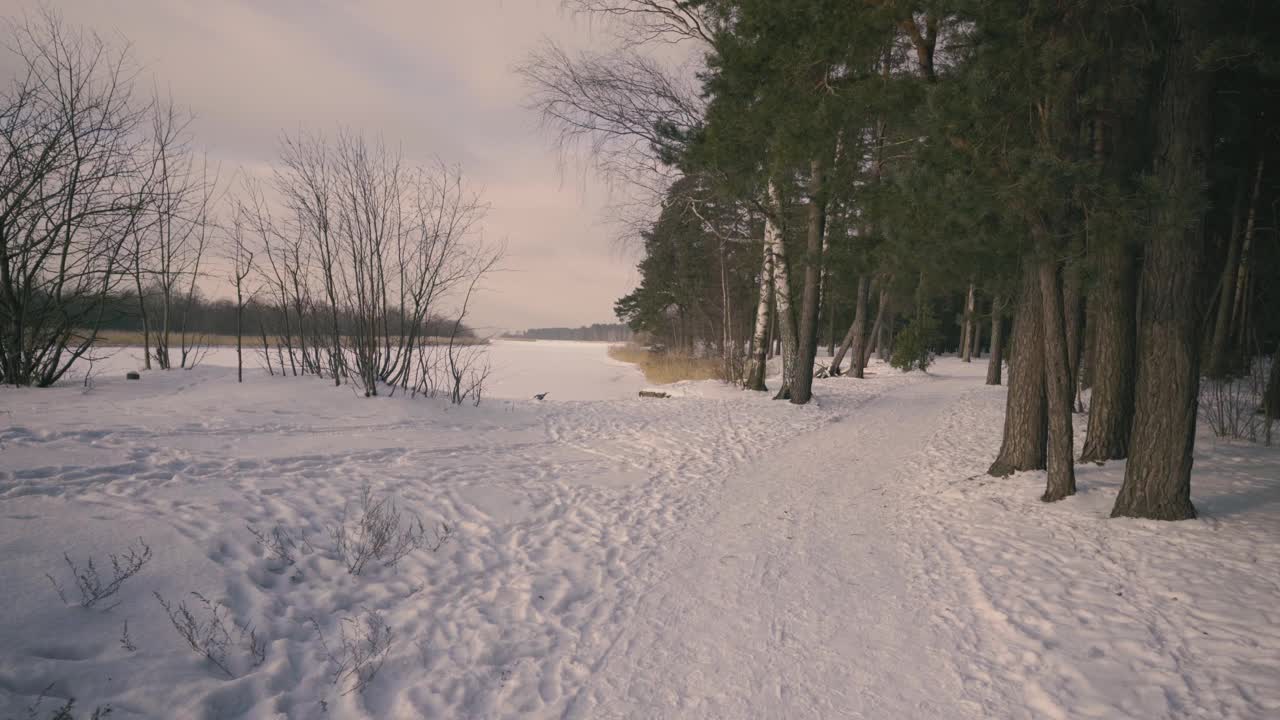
533,392,549,400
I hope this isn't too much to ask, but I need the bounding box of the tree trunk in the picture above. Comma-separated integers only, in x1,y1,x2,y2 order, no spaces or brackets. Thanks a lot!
971,302,984,359
960,283,975,362
1206,168,1250,378
847,277,872,379
826,287,836,358
1080,241,1138,462
1080,298,1097,391
863,287,888,371
767,180,800,400
1264,352,1280,435
986,296,1004,385
1225,172,1258,374
258,318,273,377
879,313,893,362
1111,3,1209,521
988,260,1046,476
744,237,774,392
789,158,826,405
830,275,868,376
1063,259,1084,410
1039,254,1077,502
766,298,775,360
132,255,152,371
236,298,244,384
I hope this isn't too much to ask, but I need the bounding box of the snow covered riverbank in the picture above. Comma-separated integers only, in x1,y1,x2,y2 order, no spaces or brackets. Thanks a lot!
1,348,1276,718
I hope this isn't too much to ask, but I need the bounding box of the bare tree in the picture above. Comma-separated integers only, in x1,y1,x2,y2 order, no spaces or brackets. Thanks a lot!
265,129,496,398
227,208,256,382
0,9,153,387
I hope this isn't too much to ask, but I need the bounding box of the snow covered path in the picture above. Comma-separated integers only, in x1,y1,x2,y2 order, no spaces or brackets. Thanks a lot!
3,347,1278,719
573,369,983,719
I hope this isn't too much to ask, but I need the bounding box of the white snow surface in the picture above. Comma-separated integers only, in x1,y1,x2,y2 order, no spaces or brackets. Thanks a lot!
1,345,1277,719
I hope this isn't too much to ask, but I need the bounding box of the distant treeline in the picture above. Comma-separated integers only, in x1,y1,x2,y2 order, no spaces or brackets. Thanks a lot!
94,291,475,340
507,324,632,342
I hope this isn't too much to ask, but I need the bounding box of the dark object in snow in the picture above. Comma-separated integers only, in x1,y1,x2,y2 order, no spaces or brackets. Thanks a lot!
126,371,141,380
533,392,549,400
639,390,670,399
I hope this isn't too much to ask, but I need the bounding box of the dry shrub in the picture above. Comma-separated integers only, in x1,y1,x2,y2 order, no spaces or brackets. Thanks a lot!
309,609,394,696
47,538,152,609
93,331,489,349
1200,361,1268,443
607,344,723,384
154,591,266,678
328,484,451,576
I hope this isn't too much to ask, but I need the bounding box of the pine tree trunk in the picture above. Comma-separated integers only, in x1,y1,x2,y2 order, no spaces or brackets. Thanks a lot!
744,237,774,392
986,296,1004,386
1225,180,1257,373
879,314,893,362
1111,3,1209,521
1206,169,1250,378
847,276,871,379
1039,254,1077,502
960,283,975,362
766,299,776,360
863,287,889,370
1080,298,1097,391
789,158,826,405
830,275,868,376
1080,241,1137,462
971,301,984,359
988,260,1046,476
1063,260,1084,410
826,288,836,358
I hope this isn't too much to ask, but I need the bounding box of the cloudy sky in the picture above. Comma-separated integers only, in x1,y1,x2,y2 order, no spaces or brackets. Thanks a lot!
3,0,645,333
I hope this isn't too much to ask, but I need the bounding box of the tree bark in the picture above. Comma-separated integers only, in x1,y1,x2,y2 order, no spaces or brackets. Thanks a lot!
1264,351,1280,426
960,283,975,362
866,287,887,364
826,288,836,358
1206,168,1250,378
830,275,868,376
879,313,893,362
1080,241,1138,462
1063,259,1084,410
1111,3,1210,521
1039,254,1077,502
766,180,799,400
744,236,774,391
971,301,984,359
988,260,1046,476
789,158,826,405
847,277,873,379
986,296,1004,385
1080,298,1097,391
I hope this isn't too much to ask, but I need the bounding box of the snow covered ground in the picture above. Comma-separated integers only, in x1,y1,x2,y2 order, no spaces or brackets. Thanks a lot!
1,344,1277,719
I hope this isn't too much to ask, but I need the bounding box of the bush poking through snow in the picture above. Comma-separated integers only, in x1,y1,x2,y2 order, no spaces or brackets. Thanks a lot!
154,591,266,678
1200,373,1263,442
46,701,112,720
247,524,302,567
327,484,451,575
21,685,111,720
309,609,394,696
46,538,152,609
41,700,112,720
118,620,136,652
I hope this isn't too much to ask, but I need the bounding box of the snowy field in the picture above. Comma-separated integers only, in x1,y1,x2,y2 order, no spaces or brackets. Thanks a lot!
1,343,1277,719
